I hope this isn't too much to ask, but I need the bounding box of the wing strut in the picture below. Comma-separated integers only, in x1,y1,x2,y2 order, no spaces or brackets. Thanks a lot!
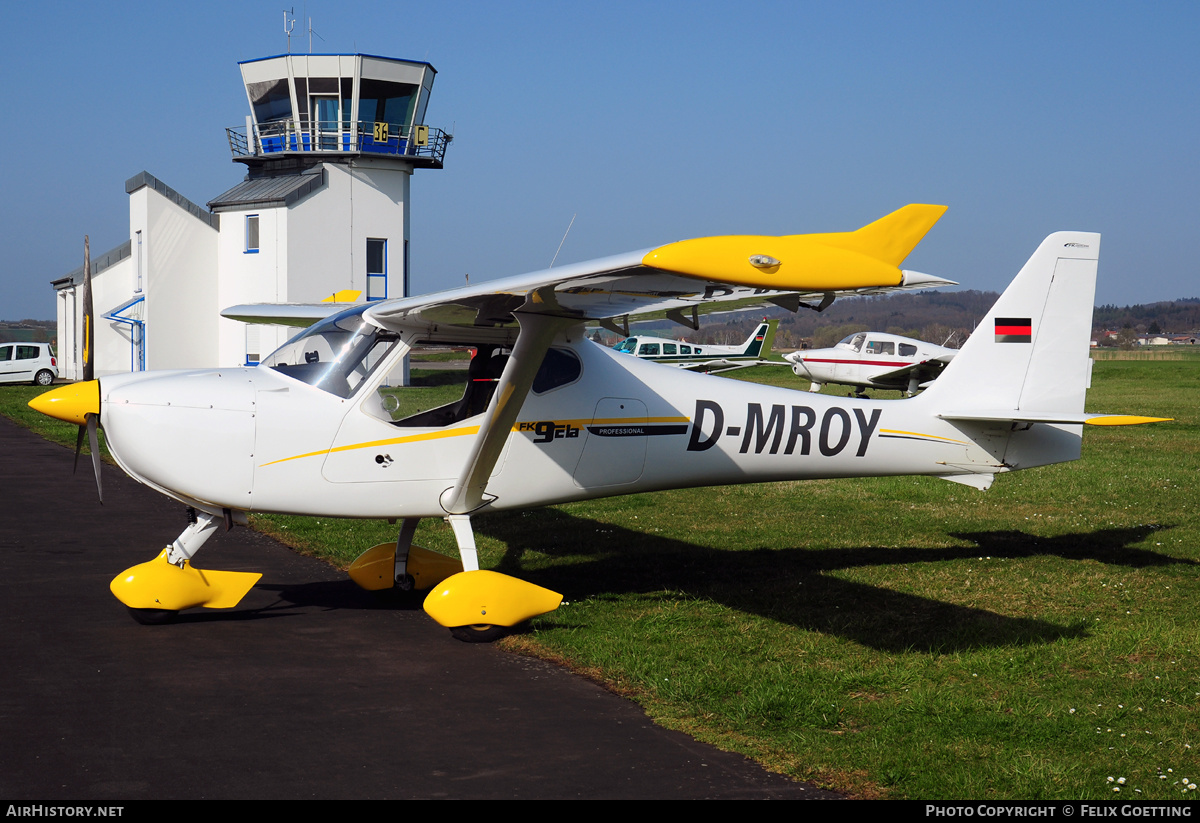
439,311,577,519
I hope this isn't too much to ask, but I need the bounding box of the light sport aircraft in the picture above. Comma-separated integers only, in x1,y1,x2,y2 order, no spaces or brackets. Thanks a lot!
30,204,1168,641
786,331,958,396
611,320,781,373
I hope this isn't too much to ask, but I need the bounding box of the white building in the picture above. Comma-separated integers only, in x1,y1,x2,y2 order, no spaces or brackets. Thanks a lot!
53,53,448,379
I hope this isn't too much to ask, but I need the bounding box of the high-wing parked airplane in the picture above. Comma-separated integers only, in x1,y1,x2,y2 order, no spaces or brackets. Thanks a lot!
786,331,957,396
30,205,1168,641
611,320,780,373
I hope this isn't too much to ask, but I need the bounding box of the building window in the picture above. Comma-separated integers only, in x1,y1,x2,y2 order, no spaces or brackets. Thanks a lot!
134,230,143,293
245,325,261,366
245,215,260,253
367,238,387,300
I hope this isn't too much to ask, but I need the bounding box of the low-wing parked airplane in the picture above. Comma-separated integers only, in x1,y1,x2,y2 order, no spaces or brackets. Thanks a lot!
611,319,780,373
30,205,1168,641
786,331,958,396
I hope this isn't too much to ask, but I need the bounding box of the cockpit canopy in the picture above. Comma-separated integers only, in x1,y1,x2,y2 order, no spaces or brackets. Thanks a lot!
836,333,866,353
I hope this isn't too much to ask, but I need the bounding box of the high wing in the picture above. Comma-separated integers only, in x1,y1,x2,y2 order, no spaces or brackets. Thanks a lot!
224,204,953,520
223,204,955,341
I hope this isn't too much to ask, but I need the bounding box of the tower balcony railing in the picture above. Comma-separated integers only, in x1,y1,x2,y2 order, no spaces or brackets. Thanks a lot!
226,120,451,167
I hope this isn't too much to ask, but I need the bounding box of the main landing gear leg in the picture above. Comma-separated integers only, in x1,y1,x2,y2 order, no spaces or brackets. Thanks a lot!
111,509,261,624
394,517,419,590
447,514,479,572
423,514,563,643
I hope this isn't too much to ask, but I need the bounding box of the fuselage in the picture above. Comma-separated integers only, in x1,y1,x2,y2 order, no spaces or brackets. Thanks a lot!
786,332,956,391
96,335,1009,520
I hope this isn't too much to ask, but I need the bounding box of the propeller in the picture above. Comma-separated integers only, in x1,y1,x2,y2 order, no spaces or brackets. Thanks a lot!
72,235,102,503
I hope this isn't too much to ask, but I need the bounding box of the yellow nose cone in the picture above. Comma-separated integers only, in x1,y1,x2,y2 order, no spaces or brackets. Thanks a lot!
28,380,100,426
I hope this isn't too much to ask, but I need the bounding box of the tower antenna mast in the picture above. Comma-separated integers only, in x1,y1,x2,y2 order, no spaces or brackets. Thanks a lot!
283,8,296,54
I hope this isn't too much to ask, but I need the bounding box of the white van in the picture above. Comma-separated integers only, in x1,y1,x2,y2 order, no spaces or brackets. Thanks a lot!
0,342,58,386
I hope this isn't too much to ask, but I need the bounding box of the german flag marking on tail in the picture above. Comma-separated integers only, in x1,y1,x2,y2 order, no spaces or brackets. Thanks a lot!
995,317,1032,343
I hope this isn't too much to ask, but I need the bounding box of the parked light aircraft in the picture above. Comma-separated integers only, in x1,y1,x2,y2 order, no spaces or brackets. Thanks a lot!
30,204,1168,641
612,320,780,373
786,331,957,396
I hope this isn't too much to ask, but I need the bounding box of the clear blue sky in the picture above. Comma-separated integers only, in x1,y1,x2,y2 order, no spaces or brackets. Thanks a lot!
3,0,1197,321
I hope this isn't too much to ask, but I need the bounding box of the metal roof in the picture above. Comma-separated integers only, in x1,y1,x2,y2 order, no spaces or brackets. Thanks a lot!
53,240,132,289
207,169,326,212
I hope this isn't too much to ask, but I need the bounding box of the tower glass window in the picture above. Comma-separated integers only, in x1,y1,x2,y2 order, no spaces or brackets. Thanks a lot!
246,215,259,253
367,239,387,300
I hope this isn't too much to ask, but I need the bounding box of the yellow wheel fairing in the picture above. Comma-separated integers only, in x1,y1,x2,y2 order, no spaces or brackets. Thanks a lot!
348,543,464,591
408,545,466,590
347,542,398,591
110,549,261,611
423,570,563,629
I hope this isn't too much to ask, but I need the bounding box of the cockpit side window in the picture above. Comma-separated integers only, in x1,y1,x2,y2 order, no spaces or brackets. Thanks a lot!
389,345,581,428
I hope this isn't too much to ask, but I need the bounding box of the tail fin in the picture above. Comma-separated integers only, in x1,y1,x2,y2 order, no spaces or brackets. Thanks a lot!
922,232,1099,414
742,320,778,357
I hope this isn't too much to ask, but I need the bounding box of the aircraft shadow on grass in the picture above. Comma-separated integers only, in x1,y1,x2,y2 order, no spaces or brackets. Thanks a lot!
460,509,1189,654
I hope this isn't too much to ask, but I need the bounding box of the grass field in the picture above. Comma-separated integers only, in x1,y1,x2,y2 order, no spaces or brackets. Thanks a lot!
5,356,1198,799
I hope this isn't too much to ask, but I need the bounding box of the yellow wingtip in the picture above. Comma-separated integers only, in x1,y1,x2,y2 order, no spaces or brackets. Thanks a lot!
1084,415,1174,426
822,203,949,267
640,204,947,291
321,289,362,303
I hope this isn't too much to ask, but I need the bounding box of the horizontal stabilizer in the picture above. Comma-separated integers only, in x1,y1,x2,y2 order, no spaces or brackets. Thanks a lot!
940,411,1171,426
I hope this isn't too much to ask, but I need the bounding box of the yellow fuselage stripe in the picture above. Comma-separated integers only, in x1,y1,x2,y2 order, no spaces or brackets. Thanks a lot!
258,416,692,467
879,428,967,445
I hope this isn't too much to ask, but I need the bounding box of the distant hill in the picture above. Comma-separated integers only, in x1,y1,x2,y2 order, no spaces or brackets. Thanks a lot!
605,292,1200,350
1093,298,1200,334
0,320,56,345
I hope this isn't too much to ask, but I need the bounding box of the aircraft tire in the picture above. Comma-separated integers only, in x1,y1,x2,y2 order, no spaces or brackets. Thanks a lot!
450,624,507,643
127,607,179,625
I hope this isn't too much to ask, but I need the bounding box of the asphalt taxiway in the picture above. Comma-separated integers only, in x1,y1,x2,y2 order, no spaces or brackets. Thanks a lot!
0,416,837,799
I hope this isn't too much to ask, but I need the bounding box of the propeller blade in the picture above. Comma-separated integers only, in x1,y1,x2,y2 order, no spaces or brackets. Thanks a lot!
73,424,86,474
83,236,94,382
87,413,103,504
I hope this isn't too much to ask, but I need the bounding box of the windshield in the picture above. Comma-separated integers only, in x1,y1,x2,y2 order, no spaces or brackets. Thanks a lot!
837,333,866,352
261,306,402,398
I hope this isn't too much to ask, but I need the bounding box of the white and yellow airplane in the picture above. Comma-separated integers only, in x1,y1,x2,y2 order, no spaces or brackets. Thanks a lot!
786,331,958,396
30,204,1168,640
611,320,780,373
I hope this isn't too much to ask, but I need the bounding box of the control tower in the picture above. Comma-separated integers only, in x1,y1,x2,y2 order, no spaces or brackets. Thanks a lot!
205,53,450,365
53,52,450,378
227,53,449,172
